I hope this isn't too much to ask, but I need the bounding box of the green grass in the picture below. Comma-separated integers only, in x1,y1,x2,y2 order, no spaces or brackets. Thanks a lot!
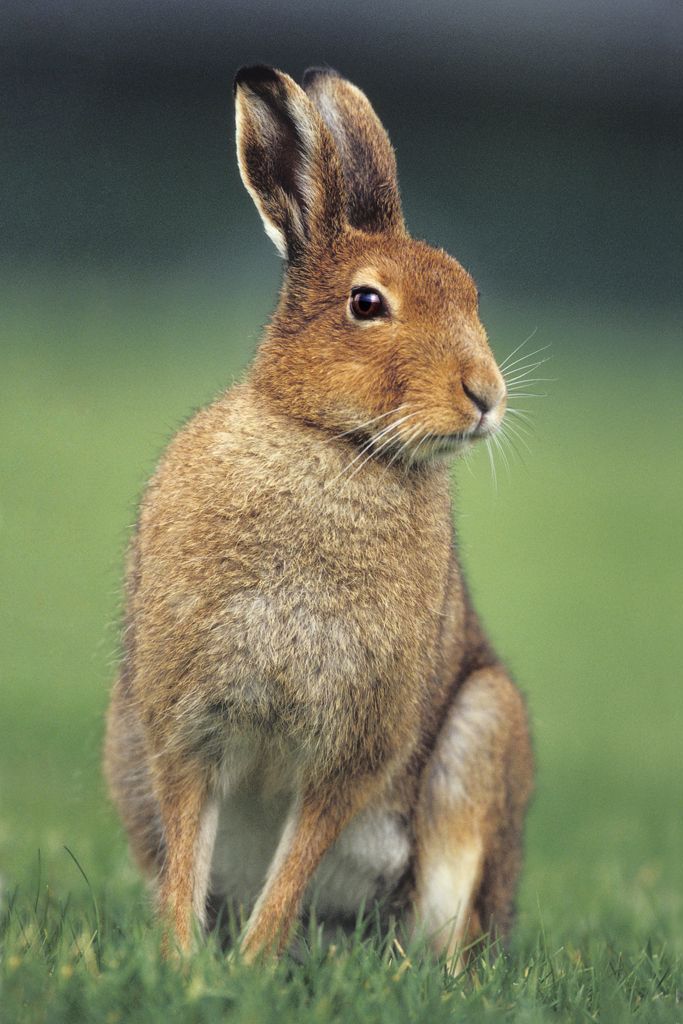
1,270,682,1021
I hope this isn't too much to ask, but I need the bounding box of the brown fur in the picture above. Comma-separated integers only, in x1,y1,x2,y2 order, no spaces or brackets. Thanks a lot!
104,64,534,964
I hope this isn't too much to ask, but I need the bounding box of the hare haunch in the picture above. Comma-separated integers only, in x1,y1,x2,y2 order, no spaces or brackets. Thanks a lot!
104,65,534,966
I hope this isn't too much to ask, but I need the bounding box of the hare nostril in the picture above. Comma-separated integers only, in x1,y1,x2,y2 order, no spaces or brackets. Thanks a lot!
462,380,492,415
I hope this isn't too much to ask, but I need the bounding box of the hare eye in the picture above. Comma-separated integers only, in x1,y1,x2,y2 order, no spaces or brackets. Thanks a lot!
350,287,385,319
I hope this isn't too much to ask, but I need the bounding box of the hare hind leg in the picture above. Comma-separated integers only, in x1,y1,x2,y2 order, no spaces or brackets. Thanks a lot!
104,677,166,876
413,665,533,968
106,678,219,950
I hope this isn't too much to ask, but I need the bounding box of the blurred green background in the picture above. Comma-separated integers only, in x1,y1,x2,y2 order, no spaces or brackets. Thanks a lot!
1,0,682,963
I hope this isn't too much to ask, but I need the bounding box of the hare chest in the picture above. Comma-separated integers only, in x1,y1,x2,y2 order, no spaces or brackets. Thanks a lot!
208,739,411,925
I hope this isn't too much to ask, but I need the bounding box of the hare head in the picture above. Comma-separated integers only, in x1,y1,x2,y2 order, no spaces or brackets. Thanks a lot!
235,65,506,463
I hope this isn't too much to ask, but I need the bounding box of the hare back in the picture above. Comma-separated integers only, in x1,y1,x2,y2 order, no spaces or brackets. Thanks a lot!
128,383,460,773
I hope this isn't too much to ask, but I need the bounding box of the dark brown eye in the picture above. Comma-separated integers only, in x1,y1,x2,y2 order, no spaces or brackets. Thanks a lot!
350,287,385,319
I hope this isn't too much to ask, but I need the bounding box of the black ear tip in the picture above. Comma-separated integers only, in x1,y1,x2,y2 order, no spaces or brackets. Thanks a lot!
302,65,341,89
233,64,280,95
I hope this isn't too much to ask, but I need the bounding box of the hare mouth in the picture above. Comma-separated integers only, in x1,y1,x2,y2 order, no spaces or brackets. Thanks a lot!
430,430,477,451
436,414,502,446
426,422,496,456
404,432,473,463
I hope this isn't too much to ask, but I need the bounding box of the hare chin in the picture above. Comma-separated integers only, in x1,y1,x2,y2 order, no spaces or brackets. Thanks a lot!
424,420,505,463
409,436,474,464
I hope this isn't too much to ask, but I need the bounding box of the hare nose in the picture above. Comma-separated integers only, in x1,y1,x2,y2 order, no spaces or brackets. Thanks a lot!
462,380,494,414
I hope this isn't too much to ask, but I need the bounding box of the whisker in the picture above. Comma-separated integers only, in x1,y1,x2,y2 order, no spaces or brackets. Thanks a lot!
485,437,498,493
504,373,555,387
384,421,425,473
503,358,553,383
461,447,476,477
498,424,527,464
500,344,552,375
409,429,433,464
506,387,546,400
500,342,551,372
330,404,409,440
327,416,411,487
354,410,416,449
505,364,552,387
491,430,511,478
338,411,424,487
344,425,408,485
505,391,546,399
502,419,533,455
498,328,539,370
505,414,533,437
506,407,534,421
504,352,552,371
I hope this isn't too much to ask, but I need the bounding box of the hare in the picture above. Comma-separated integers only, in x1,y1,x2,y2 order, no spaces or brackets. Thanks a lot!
104,64,534,967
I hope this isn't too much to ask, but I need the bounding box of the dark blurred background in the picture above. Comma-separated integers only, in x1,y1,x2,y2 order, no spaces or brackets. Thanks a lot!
3,0,682,310
1,0,682,945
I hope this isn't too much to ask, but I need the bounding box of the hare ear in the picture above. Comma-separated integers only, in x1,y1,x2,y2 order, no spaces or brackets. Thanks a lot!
303,67,405,236
234,65,345,262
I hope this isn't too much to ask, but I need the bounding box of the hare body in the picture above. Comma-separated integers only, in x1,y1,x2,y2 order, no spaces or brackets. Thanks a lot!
104,64,534,964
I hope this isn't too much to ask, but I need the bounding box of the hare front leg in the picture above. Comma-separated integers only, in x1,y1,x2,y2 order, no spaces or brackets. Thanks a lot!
153,759,218,952
240,777,378,962
413,665,533,969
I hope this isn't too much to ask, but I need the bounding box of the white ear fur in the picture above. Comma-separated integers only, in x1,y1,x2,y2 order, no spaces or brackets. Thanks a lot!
235,96,288,258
